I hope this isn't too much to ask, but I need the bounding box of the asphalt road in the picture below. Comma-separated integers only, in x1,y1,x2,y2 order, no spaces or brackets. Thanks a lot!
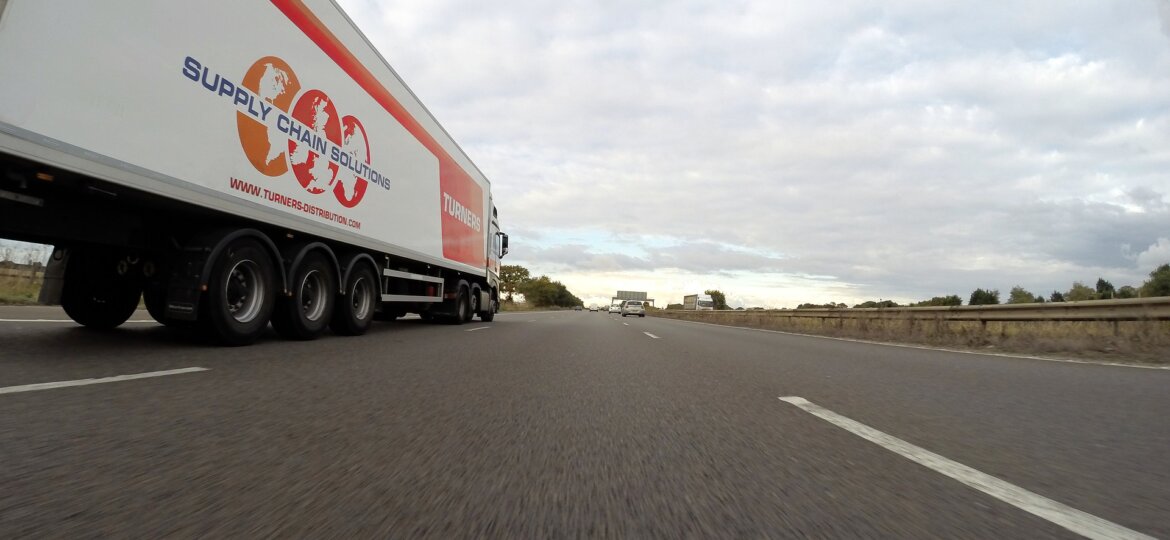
0,306,1166,538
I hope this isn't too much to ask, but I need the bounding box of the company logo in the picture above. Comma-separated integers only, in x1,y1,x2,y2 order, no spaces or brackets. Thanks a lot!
442,192,482,232
182,55,390,208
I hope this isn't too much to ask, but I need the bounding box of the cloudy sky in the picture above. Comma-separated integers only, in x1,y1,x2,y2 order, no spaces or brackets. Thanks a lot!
5,0,1166,309
328,0,1170,308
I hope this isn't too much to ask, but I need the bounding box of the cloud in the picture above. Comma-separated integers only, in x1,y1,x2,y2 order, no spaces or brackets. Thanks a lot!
1159,0,1170,39
518,239,787,274
1136,238,1170,271
337,0,1170,306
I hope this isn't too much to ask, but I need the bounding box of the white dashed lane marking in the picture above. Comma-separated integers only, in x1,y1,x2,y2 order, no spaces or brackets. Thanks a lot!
778,396,1154,540
0,368,210,396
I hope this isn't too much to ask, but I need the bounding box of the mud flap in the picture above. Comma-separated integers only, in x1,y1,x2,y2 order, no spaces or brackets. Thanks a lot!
36,247,68,305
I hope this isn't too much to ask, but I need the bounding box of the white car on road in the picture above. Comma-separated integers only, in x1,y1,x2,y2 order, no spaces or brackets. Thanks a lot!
620,301,646,317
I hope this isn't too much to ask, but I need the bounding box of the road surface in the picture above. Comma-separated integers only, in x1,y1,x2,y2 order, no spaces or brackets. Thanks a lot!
0,306,1165,538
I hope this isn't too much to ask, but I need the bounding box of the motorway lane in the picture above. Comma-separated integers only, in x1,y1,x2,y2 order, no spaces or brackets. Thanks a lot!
0,307,1161,537
624,314,1170,536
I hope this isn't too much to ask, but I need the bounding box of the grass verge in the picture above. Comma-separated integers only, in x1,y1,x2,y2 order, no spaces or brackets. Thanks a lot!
652,310,1170,364
0,275,42,305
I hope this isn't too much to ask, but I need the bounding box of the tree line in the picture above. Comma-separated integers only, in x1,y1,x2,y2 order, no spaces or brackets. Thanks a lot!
499,264,583,308
498,262,1170,311
798,263,1170,309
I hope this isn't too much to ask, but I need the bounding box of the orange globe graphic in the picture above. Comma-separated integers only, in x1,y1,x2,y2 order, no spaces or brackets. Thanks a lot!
237,56,301,177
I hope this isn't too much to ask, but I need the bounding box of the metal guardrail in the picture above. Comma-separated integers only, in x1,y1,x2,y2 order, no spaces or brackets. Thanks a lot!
668,297,1170,322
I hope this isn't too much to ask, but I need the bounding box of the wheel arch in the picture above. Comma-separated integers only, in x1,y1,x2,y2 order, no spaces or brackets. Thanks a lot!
283,242,341,295
197,229,287,294
338,252,382,298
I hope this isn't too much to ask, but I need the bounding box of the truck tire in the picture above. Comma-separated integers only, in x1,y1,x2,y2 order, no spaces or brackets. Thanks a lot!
60,249,142,330
467,284,481,323
330,263,376,336
445,283,470,325
479,298,497,322
272,252,335,340
200,238,275,346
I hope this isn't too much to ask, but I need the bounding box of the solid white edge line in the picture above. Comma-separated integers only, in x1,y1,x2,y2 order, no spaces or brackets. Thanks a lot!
0,367,210,395
0,319,157,323
778,396,1153,540
465,326,490,332
644,332,660,339
657,317,1169,370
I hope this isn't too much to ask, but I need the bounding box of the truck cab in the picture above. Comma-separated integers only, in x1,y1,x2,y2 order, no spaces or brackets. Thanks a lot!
683,294,716,310
695,295,715,310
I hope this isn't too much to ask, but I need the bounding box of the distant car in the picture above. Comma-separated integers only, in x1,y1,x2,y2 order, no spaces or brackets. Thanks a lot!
574,305,583,311
620,300,645,317
608,304,621,314
589,304,599,312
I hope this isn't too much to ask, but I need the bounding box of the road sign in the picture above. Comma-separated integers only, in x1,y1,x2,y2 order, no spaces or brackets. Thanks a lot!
615,290,647,301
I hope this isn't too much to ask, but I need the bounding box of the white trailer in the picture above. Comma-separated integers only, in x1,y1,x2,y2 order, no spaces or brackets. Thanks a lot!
0,0,509,345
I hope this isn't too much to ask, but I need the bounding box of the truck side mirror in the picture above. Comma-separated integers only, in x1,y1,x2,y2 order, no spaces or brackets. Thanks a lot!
500,233,509,257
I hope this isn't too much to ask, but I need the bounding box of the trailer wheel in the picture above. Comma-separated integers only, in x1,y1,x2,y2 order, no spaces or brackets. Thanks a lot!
201,238,275,346
330,263,376,336
272,252,335,340
60,249,141,330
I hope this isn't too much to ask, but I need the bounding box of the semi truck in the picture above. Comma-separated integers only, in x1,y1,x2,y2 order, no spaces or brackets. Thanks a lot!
683,294,715,310
0,0,509,345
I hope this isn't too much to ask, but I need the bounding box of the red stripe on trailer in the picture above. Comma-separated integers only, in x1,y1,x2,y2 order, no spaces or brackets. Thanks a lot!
271,0,486,267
